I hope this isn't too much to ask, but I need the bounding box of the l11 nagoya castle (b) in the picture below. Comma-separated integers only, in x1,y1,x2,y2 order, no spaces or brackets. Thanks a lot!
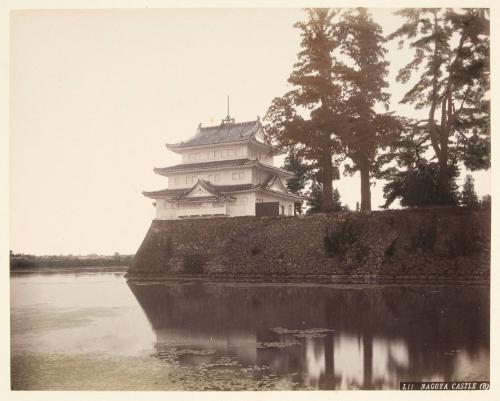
143,113,301,220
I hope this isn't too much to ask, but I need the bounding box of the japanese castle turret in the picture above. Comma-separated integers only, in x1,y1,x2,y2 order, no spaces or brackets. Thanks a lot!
143,116,300,220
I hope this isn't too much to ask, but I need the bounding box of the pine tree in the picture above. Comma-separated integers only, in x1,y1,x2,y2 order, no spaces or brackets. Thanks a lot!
282,148,311,194
388,8,490,203
306,182,347,214
461,175,479,207
282,148,311,213
264,8,347,212
336,8,399,211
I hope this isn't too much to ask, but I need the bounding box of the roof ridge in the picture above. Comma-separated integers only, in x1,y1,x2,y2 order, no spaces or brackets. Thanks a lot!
199,119,259,131
177,157,252,167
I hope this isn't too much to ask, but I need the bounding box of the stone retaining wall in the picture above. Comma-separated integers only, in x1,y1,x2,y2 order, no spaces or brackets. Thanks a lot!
128,207,490,284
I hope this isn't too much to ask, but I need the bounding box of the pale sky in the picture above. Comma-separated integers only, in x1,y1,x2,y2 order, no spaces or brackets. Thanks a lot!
10,8,491,255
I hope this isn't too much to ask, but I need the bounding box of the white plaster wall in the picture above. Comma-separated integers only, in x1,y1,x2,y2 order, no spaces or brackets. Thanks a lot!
226,192,256,217
155,199,228,220
155,200,178,220
154,191,294,219
251,169,272,186
167,167,254,189
180,144,249,163
247,142,274,166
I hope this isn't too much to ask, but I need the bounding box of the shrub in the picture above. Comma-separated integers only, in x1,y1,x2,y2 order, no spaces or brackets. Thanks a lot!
183,253,206,274
324,219,361,257
384,238,398,259
250,246,262,256
446,223,479,257
410,218,437,252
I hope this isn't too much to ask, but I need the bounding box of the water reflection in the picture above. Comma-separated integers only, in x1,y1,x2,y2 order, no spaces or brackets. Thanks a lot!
127,282,489,390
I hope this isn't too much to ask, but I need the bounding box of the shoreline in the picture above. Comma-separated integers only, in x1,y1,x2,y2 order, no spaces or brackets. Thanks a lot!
125,273,490,286
10,265,129,275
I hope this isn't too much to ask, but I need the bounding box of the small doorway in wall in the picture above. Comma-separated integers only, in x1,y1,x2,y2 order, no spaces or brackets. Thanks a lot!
280,205,285,215
255,202,279,217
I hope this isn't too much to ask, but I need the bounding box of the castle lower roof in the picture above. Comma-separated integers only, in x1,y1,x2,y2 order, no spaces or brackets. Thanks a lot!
143,182,256,199
167,120,260,150
143,177,302,201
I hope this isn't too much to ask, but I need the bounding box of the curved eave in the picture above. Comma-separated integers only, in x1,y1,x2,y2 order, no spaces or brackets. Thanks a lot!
142,191,174,199
255,162,294,179
154,163,294,178
166,137,251,153
143,191,233,202
175,195,234,203
248,138,286,155
154,161,255,176
256,188,304,200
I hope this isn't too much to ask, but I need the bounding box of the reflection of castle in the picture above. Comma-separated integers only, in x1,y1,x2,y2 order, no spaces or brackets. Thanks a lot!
128,282,489,389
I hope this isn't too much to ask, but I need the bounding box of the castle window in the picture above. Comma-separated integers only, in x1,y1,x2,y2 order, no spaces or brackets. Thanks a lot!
232,172,244,181
208,174,220,183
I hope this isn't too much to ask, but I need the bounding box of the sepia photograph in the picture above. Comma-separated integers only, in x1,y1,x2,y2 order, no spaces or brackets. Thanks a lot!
5,2,494,396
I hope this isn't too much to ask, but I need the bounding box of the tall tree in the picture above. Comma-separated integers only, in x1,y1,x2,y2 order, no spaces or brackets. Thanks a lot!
336,8,398,211
461,175,479,207
307,183,347,214
282,148,311,195
388,8,490,203
282,148,311,213
264,8,347,212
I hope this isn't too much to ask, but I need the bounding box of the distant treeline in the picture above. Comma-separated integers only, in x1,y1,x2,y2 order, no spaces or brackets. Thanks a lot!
10,253,133,269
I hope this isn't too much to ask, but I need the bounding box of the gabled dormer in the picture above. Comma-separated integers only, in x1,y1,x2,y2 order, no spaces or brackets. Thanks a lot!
180,179,229,200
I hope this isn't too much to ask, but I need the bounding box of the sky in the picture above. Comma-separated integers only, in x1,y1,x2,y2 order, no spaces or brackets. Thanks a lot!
9,8,491,255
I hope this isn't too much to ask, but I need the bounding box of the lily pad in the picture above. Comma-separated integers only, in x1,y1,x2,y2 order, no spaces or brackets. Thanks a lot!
256,341,301,349
270,327,335,337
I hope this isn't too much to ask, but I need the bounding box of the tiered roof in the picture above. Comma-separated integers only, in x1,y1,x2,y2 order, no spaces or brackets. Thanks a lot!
144,118,300,205
154,157,294,178
166,120,261,150
143,177,302,201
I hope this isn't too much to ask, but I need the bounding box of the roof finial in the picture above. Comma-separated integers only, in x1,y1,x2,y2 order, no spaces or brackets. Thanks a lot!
221,95,235,125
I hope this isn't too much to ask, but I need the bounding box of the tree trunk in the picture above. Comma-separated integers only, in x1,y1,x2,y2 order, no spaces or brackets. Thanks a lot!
321,148,334,212
360,161,371,211
438,144,449,203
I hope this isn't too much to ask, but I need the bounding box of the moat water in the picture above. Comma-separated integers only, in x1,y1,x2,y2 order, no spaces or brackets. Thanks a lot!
10,269,489,390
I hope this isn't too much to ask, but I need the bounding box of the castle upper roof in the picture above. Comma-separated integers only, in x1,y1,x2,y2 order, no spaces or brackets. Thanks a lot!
166,120,261,150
